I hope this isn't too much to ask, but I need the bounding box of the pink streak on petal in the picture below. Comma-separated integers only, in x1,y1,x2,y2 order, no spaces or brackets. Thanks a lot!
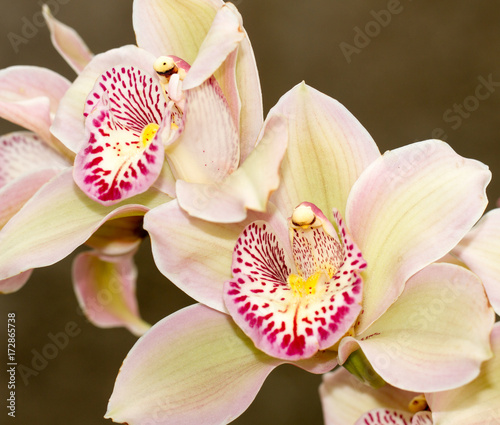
412,412,433,425
354,409,414,425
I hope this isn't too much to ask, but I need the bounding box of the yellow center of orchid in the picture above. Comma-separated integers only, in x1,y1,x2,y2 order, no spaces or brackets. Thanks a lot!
140,123,160,147
288,271,322,297
408,394,428,413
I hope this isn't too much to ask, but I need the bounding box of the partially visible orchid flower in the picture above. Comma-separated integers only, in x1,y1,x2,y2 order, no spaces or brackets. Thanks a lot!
0,0,281,335
0,11,152,335
320,366,431,425
320,322,500,425
0,63,74,295
105,83,493,424
51,0,280,223
452,208,500,314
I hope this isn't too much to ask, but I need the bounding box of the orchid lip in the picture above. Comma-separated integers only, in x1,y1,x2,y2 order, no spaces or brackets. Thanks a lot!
223,202,367,361
73,58,192,205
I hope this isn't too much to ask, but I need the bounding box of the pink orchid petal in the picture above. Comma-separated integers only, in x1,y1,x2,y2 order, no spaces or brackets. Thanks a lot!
270,82,380,220
233,28,263,163
0,131,69,227
105,303,284,425
224,209,364,361
182,3,244,91
0,131,68,188
175,112,287,222
133,0,221,64
427,322,500,425
73,249,150,336
0,66,71,152
51,45,157,153
0,169,62,229
453,208,500,315
320,368,418,425
42,5,93,73
338,263,494,392
293,351,337,374
0,168,171,280
347,140,491,332
74,66,166,205
144,200,289,313
0,270,33,294
164,76,239,185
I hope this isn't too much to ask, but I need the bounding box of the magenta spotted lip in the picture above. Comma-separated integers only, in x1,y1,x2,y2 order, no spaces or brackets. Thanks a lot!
223,202,366,361
73,65,169,205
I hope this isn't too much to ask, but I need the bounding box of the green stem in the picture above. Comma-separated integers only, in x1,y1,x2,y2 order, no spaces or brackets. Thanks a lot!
342,349,386,389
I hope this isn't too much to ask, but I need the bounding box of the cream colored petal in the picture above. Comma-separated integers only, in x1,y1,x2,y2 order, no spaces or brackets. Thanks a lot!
427,323,500,425
0,168,171,280
105,304,283,425
320,368,418,425
175,112,287,223
338,263,494,392
453,208,500,315
269,82,380,221
133,0,222,63
43,5,93,73
348,140,490,331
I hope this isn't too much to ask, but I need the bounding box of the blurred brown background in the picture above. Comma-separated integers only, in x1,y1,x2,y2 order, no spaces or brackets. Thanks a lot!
1,1,499,424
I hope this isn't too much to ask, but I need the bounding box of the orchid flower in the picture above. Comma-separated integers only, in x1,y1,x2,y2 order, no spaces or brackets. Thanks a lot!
51,0,282,223
0,61,73,295
1,0,280,335
105,83,493,424
320,322,500,425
